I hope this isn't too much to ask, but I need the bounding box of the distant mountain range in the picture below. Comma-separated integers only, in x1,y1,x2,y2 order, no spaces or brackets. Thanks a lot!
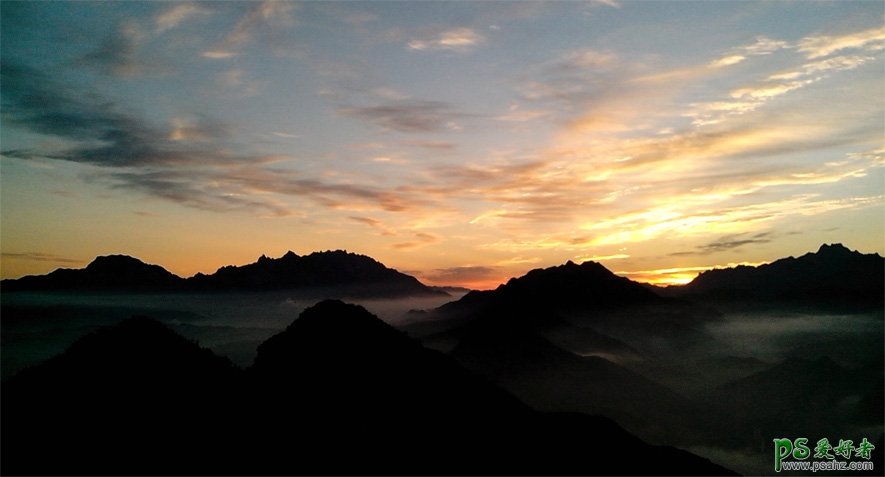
2,300,734,475
1,250,443,297
4,243,880,306
661,243,884,308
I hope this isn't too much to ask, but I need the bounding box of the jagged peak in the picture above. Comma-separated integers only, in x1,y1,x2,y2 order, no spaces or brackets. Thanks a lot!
815,243,854,256
818,242,848,251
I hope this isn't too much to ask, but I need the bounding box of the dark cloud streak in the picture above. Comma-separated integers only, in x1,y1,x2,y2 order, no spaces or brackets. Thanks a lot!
339,99,465,133
670,232,774,256
1,61,425,217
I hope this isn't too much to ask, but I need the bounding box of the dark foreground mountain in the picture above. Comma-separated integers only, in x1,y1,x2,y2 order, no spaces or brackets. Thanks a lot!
2,250,442,297
2,300,735,475
663,243,884,309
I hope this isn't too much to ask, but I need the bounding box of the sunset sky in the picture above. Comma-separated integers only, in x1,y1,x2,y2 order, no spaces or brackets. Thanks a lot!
2,1,883,289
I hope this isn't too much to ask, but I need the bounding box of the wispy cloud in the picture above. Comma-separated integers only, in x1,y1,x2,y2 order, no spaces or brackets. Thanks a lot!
416,265,501,288
77,21,162,76
670,232,774,256
203,1,296,59
574,253,630,262
2,62,171,165
401,139,457,150
798,25,885,59
1,252,84,265
590,0,622,8
154,3,211,34
407,27,484,53
349,216,397,236
392,232,439,250
340,99,467,133
1,61,434,218
711,36,790,67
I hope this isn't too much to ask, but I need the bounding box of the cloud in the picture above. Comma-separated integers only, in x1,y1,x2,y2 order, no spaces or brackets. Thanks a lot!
1,252,84,265
2,62,170,166
396,24,882,249
583,195,880,247
392,232,439,250
349,216,397,236
417,266,500,285
155,3,211,34
202,50,238,59
711,54,746,68
407,28,484,52
558,49,618,70
1,61,431,218
216,68,263,97
168,116,231,142
495,256,542,266
574,253,630,262
77,21,162,76
798,26,885,59
401,139,457,150
710,36,790,68
690,51,876,126
203,1,296,59
670,232,774,256
340,99,466,133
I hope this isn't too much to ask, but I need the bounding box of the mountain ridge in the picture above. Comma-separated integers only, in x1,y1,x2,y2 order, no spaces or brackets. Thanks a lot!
661,243,884,308
2,250,443,297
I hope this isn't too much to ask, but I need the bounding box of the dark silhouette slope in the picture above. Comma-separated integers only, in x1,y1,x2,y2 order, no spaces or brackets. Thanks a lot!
1,255,184,291
2,301,735,475
2,316,240,475
703,355,884,450
449,314,703,445
667,243,884,308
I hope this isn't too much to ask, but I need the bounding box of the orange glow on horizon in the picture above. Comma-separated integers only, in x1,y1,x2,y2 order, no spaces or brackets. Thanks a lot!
616,261,770,287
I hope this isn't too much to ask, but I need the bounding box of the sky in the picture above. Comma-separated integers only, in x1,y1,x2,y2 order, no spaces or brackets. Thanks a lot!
1,0,883,289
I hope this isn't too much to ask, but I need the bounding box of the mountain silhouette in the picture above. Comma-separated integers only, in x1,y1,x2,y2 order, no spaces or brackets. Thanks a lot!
2,250,442,297
2,316,240,475
438,260,663,320
1,254,184,291
666,243,884,308
187,249,441,296
423,259,723,360
2,301,735,475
